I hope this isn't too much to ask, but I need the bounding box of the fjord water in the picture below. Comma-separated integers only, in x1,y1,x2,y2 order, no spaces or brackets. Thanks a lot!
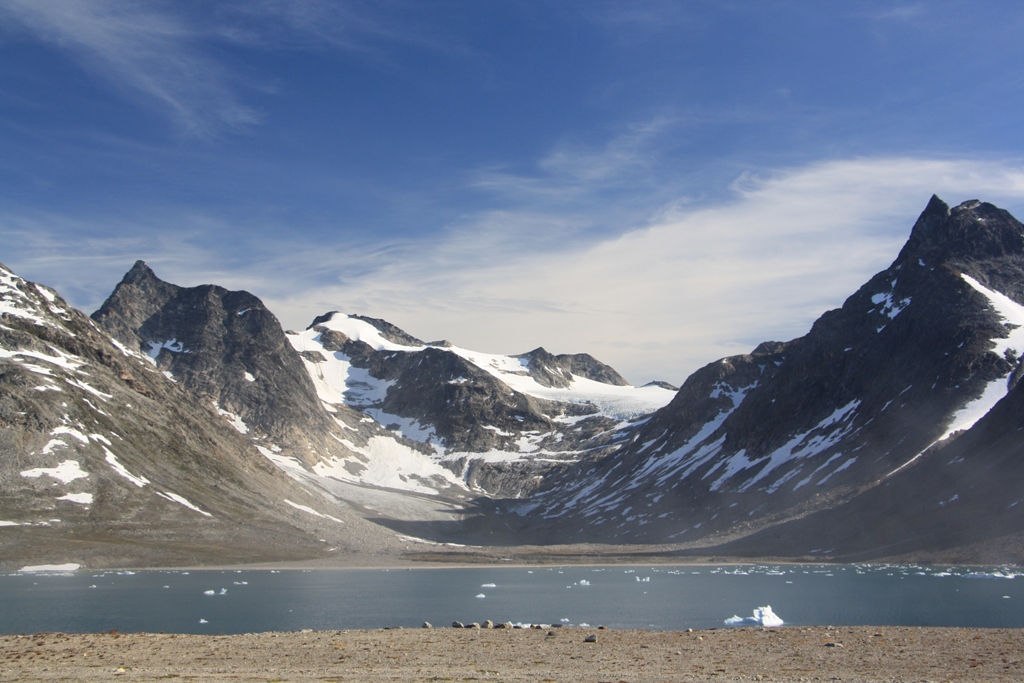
1,565,1021,634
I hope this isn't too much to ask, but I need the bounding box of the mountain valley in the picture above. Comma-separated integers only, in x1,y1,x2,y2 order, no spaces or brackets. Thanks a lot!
3,196,1024,568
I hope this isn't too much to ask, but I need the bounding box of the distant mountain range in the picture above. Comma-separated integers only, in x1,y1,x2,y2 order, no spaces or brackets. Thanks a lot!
2,196,1024,568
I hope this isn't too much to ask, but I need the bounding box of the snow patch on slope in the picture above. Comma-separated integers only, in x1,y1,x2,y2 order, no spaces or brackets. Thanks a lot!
314,436,466,495
706,400,860,492
941,275,1024,439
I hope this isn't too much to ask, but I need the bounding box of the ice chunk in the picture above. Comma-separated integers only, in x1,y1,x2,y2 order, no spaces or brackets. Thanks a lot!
481,583,496,588
476,593,486,598
724,605,784,627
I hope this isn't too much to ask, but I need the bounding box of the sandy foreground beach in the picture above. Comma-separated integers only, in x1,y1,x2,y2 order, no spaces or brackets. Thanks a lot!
2,626,1023,682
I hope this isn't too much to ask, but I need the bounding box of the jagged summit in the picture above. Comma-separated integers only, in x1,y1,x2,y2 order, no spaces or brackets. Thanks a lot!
92,263,360,469
897,196,1024,276
123,259,158,282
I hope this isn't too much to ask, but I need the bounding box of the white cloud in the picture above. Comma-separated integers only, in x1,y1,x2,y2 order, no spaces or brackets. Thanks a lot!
5,156,1024,387
256,157,1024,385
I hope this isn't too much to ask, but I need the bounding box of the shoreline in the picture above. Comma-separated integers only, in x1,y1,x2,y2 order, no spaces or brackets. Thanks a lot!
4,626,1023,682
11,555,1021,573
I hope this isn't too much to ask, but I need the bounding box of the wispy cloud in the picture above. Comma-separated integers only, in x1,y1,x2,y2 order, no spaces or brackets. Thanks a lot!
0,0,453,137
467,115,685,245
866,3,927,22
0,0,260,136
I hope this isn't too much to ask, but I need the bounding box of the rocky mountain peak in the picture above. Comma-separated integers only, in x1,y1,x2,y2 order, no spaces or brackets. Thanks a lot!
898,195,1024,270
123,259,159,283
91,263,356,469
514,347,630,388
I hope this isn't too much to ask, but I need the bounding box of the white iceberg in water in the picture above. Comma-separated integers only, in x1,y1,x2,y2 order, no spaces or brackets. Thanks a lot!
725,605,784,627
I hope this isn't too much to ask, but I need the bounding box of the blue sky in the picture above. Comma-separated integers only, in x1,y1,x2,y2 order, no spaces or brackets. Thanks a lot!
3,1,1024,384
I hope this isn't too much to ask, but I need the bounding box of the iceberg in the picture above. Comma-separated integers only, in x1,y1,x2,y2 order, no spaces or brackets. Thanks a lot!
725,605,784,627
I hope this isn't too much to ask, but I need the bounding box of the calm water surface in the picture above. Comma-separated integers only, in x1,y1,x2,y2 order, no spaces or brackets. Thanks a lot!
1,564,1021,634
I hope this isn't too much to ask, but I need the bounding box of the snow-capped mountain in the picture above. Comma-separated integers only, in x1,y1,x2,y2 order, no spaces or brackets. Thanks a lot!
520,197,1024,559
0,261,404,570
88,261,672,501
288,311,675,495
91,261,468,500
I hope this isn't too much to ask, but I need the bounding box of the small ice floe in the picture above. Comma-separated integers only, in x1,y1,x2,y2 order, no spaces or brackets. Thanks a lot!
965,570,1021,580
203,590,216,596
724,605,784,627
476,593,486,598
198,619,208,624
233,581,248,585
636,576,650,582
481,583,496,588
219,588,227,595
577,579,590,586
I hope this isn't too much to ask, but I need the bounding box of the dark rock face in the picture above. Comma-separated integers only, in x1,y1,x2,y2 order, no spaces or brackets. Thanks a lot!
708,372,1024,564
513,348,629,389
0,263,374,570
525,197,1024,549
91,262,362,468
374,346,557,450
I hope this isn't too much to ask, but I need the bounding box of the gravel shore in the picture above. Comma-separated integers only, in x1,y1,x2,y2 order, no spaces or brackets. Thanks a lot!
3,625,1022,682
